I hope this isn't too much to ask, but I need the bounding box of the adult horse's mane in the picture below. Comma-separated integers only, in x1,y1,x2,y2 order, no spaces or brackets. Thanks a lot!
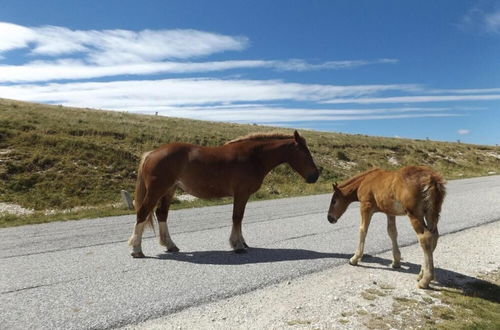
338,167,380,190
225,132,298,145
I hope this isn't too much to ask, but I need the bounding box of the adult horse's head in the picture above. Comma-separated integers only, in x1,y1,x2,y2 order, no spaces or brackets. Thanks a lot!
287,131,319,184
327,183,349,223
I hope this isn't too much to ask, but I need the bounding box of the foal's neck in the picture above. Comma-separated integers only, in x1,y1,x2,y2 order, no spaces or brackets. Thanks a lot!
338,168,379,202
339,180,361,202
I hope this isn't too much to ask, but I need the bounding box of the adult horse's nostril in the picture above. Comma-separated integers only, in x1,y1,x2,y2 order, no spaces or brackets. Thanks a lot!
327,215,337,223
306,171,319,183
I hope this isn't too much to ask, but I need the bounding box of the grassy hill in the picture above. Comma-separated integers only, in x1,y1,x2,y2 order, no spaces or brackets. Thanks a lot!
1,98,499,227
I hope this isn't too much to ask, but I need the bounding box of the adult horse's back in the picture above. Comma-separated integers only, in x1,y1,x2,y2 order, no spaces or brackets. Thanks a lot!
129,131,319,257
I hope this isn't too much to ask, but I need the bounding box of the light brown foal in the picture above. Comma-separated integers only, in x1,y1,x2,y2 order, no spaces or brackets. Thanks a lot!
327,166,446,289
128,131,319,257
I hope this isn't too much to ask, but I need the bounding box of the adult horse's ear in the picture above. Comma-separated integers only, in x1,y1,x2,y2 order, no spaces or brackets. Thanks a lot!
333,182,339,192
294,130,301,144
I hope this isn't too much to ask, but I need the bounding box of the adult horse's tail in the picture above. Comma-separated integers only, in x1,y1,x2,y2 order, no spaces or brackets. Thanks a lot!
423,173,446,232
134,151,155,230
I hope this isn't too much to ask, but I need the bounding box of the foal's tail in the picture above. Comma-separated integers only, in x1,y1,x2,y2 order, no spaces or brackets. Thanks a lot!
423,173,446,232
134,151,155,230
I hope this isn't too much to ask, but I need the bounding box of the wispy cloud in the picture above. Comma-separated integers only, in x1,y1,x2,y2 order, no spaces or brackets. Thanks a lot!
270,58,398,71
323,94,500,104
0,78,469,123
459,2,500,34
0,22,248,62
0,78,419,106
0,58,399,83
0,22,398,82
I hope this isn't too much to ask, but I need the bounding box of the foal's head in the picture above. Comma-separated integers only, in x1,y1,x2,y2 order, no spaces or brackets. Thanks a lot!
287,131,319,184
327,183,350,223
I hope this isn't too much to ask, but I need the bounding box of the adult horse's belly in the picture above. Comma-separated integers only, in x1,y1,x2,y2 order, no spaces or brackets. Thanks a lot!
176,169,233,199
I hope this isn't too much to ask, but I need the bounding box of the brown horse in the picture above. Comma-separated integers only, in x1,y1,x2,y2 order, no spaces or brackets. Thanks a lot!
327,166,446,289
128,131,319,257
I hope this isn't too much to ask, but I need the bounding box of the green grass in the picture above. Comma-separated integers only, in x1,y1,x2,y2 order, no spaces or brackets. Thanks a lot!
426,271,500,330
1,98,499,227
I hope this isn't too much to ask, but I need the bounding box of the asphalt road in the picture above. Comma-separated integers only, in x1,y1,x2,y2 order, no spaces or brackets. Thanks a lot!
1,175,500,330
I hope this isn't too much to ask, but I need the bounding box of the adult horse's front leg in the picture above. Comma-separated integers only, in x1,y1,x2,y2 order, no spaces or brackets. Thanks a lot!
229,194,250,253
349,204,373,266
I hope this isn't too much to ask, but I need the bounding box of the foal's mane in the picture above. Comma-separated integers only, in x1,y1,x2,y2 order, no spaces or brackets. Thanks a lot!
225,132,297,145
338,168,380,191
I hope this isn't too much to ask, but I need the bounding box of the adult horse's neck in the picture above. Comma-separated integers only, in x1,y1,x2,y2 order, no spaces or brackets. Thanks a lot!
254,139,294,177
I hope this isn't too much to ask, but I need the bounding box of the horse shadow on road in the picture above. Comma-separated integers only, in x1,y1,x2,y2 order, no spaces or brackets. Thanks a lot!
154,247,352,265
358,254,499,304
152,249,499,303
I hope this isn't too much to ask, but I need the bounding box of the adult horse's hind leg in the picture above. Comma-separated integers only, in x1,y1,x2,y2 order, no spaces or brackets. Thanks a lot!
129,193,159,258
156,187,179,252
386,215,401,268
230,194,250,253
349,204,373,266
408,214,435,289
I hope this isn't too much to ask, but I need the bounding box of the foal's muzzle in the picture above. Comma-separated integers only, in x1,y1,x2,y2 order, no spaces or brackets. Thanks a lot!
306,171,319,183
327,215,337,224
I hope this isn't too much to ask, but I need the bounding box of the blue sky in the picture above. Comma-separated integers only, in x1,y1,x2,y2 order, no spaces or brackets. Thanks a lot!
0,0,499,145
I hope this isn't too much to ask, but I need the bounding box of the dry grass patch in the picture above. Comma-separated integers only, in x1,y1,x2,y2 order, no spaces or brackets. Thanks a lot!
1,98,499,227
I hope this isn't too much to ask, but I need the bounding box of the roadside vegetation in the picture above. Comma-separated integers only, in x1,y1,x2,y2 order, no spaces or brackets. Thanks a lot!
359,270,500,329
1,98,499,227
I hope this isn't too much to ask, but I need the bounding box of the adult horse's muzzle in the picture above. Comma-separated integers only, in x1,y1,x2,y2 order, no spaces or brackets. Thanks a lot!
306,170,319,183
327,214,337,224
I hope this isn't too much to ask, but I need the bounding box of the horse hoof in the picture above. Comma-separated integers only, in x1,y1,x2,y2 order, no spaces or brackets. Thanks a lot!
234,248,248,254
349,258,358,266
391,262,401,269
167,246,180,253
243,242,250,248
131,252,145,258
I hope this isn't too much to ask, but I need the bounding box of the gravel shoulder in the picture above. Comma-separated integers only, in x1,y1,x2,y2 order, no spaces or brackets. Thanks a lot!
125,220,500,330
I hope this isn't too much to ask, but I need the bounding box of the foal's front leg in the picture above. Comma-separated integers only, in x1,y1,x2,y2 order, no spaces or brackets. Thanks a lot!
350,204,373,265
229,194,250,253
387,215,401,268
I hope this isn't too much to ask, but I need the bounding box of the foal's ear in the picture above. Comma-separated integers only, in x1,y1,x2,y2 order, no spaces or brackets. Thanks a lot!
333,182,340,192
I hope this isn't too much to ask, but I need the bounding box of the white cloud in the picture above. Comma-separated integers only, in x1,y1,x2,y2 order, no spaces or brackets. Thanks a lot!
0,78,419,107
323,94,500,104
0,22,398,82
428,88,500,94
271,58,398,71
0,58,399,83
0,22,248,63
484,11,500,33
458,129,470,135
0,78,465,123
460,3,500,34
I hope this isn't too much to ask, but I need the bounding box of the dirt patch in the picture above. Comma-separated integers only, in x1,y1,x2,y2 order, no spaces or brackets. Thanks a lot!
0,203,34,215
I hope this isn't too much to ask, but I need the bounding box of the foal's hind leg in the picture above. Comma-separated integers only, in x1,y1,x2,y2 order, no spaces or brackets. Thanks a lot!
386,215,401,268
229,194,250,253
350,204,373,266
156,187,179,252
408,214,435,289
